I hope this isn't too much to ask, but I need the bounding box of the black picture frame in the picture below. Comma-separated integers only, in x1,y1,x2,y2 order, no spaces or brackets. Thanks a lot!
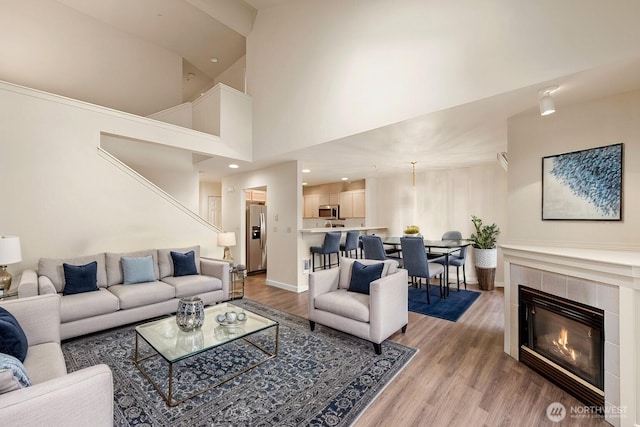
542,143,623,221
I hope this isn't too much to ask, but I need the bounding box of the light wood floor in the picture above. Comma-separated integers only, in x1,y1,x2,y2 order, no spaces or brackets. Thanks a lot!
244,274,610,427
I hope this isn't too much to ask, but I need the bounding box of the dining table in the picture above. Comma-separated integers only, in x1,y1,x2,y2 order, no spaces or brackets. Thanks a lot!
382,237,472,297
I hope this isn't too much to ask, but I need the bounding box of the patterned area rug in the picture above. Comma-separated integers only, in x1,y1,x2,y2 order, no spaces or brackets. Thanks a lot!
62,299,417,426
408,286,481,322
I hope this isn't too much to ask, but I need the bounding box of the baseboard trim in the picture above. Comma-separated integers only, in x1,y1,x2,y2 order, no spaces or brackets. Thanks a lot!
265,279,307,293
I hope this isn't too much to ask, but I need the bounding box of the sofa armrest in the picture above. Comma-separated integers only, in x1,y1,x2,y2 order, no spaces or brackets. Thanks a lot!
17,270,38,298
308,268,340,315
369,269,409,343
37,275,57,295
200,258,230,298
0,364,113,427
0,294,61,346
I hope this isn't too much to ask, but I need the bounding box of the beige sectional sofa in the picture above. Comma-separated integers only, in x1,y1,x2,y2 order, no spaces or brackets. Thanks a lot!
18,245,229,340
0,294,113,426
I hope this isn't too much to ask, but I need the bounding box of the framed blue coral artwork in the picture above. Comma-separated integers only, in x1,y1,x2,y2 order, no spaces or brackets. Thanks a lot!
542,143,623,221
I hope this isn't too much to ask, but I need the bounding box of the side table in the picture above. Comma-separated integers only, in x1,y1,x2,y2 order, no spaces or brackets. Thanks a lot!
230,266,246,300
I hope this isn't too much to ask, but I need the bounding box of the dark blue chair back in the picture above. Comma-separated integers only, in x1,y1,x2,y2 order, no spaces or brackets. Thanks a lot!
361,235,386,260
400,236,430,279
442,230,462,240
343,230,359,251
322,231,341,253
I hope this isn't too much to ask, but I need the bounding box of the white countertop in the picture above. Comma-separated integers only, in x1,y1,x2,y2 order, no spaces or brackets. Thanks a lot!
300,226,388,233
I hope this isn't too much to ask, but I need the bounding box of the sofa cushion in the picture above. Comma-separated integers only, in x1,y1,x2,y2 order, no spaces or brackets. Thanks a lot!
314,289,370,323
0,307,28,362
0,353,31,391
106,249,159,286
107,281,175,310
338,257,399,289
170,251,198,277
348,261,384,295
121,255,156,285
158,246,200,278
63,262,99,296
60,288,120,323
38,253,107,292
161,274,222,298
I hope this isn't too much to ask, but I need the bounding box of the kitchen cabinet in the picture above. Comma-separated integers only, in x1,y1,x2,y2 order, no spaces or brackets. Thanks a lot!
318,193,340,206
339,189,365,218
246,190,266,202
303,194,319,218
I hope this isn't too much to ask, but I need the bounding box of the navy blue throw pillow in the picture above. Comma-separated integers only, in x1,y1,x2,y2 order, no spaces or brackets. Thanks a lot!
170,251,198,277
63,261,99,296
348,261,384,295
0,307,29,363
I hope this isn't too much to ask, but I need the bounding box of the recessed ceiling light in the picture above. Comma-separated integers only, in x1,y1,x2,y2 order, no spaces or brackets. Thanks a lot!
341,177,348,181
302,169,311,173
228,164,239,169
302,182,307,186
210,57,218,63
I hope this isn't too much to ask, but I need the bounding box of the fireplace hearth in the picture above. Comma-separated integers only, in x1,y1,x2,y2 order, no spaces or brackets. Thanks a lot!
519,285,604,410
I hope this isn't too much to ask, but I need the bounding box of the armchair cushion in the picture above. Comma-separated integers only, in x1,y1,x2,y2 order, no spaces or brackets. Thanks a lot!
314,289,370,322
348,261,384,295
0,308,28,362
62,262,99,296
0,353,30,390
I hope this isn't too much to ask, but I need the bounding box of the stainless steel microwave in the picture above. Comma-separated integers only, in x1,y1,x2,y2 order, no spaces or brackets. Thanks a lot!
318,205,339,219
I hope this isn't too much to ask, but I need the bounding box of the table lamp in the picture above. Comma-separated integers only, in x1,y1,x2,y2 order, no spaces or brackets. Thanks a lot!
217,232,236,264
0,235,22,293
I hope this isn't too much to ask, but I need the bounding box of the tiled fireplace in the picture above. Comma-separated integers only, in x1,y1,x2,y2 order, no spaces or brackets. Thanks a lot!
502,245,639,427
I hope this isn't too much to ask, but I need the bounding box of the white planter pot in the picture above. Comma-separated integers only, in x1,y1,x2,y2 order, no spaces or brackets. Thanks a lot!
474,248,497,269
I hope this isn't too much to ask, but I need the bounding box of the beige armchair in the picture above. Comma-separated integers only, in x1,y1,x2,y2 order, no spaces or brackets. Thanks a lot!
308,257,408,354
0,294,113,427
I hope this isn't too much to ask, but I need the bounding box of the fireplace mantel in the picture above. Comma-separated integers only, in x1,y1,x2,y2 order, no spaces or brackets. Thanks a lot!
501,244,640,427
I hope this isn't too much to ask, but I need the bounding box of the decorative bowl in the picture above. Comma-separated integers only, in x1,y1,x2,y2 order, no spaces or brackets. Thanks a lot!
215,310,247,327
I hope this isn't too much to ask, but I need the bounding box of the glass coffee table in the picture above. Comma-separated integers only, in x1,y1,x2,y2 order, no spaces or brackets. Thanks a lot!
134,302,279,406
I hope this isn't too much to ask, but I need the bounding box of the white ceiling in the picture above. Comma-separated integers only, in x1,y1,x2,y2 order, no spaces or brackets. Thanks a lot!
57,0,640,186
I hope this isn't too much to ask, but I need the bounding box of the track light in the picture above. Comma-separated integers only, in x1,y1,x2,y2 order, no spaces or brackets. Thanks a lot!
538,86,559,116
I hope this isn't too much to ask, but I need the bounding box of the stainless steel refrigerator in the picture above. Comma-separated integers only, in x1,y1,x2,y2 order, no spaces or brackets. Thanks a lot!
246,204,267,273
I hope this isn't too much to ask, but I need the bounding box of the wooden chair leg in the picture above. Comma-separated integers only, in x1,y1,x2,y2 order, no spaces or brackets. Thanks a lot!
401,324,407,333
309,320,315,331
426,277,430,304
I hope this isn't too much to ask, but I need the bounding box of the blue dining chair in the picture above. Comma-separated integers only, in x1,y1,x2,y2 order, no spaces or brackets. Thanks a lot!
340,230,359,258
400,236,445,303
433,230,468,291
360,235,388,260
310,232,341,271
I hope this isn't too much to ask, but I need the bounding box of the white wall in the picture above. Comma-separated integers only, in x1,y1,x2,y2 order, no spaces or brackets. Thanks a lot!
247,0,640,160
373,163,508,283
101,135,200,212
222,162,303,291
507,89,640,249
0,0,182,116
0,82,226,278
214,56,247,94
199,182,222,224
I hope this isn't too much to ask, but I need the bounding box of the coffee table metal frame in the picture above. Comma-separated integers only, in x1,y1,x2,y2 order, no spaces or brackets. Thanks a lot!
134,302,279,406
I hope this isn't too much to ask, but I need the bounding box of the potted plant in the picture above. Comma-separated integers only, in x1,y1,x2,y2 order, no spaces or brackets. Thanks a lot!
469,215,500,290
403,225,421,237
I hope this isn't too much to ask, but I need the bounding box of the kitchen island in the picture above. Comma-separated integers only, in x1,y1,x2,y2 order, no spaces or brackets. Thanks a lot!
300,226,388,234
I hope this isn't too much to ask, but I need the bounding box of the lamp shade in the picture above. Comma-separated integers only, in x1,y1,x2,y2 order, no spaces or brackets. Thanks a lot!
217,232,236,248
539,94,556,116
0,236,22,265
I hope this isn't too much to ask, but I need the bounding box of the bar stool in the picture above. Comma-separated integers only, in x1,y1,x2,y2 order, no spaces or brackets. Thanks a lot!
310,232,341,271
340,230,359,258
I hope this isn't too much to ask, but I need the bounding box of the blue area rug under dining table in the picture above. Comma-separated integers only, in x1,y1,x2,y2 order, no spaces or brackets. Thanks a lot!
408,286,481,322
